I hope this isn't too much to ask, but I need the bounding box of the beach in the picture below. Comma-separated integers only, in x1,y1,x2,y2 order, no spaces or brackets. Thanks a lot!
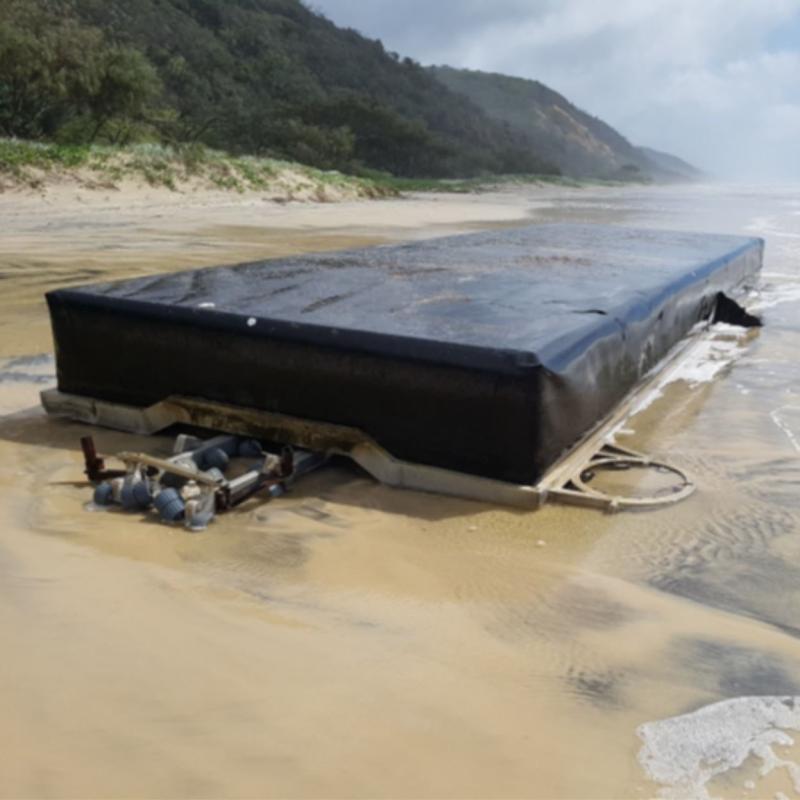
2,181,800,799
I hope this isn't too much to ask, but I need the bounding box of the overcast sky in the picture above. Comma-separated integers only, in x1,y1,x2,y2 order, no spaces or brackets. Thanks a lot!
310,0,800,180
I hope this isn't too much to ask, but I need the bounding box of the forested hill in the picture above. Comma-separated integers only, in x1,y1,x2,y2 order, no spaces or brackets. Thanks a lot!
0,0,558,178
430,67,701,182
0,0,698,181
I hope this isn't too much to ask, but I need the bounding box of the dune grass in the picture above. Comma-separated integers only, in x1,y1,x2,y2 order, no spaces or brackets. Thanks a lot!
0,138,647,198
0,139,394,198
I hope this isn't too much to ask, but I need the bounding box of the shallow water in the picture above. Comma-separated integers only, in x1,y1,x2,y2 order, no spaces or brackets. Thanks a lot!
2,183,800,798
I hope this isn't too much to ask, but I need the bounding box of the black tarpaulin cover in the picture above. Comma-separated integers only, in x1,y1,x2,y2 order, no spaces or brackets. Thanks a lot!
46,224,763,484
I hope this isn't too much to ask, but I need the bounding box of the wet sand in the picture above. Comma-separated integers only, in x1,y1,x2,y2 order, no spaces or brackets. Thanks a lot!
2,183,800,799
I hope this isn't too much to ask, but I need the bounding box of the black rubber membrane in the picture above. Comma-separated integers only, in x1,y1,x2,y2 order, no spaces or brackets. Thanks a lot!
46,224,763,484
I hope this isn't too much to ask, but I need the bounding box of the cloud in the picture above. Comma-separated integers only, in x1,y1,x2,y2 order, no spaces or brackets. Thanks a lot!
310,0,800,180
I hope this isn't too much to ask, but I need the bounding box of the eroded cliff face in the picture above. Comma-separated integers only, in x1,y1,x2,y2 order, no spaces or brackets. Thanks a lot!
431,65,702,181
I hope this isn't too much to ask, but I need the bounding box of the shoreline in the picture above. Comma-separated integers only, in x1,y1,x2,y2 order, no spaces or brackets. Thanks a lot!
2,181,800,799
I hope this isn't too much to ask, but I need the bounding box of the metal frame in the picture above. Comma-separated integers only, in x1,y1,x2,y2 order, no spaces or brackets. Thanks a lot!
42,327,729,512
41,386,693,511
42,388,545,508
543,443,693,511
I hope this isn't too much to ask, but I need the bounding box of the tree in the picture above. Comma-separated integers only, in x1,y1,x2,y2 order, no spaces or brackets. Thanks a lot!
86,47,161,142
0,2,161,142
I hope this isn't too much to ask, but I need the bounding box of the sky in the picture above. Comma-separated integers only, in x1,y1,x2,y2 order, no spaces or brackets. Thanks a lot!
309,0,800,180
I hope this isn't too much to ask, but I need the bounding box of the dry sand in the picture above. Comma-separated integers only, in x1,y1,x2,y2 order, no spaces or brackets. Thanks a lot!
3,182,800,799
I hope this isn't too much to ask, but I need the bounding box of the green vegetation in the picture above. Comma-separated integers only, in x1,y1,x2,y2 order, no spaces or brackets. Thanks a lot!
377,173,590,194
0,1,698,187
0,0,560,180
0,3,160,144
0,138,393,197
3,137,625,197
0,138,589,196
377,173,655,195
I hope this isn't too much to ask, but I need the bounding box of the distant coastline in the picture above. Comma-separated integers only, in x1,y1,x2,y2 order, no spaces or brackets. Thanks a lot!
2,1,700,191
